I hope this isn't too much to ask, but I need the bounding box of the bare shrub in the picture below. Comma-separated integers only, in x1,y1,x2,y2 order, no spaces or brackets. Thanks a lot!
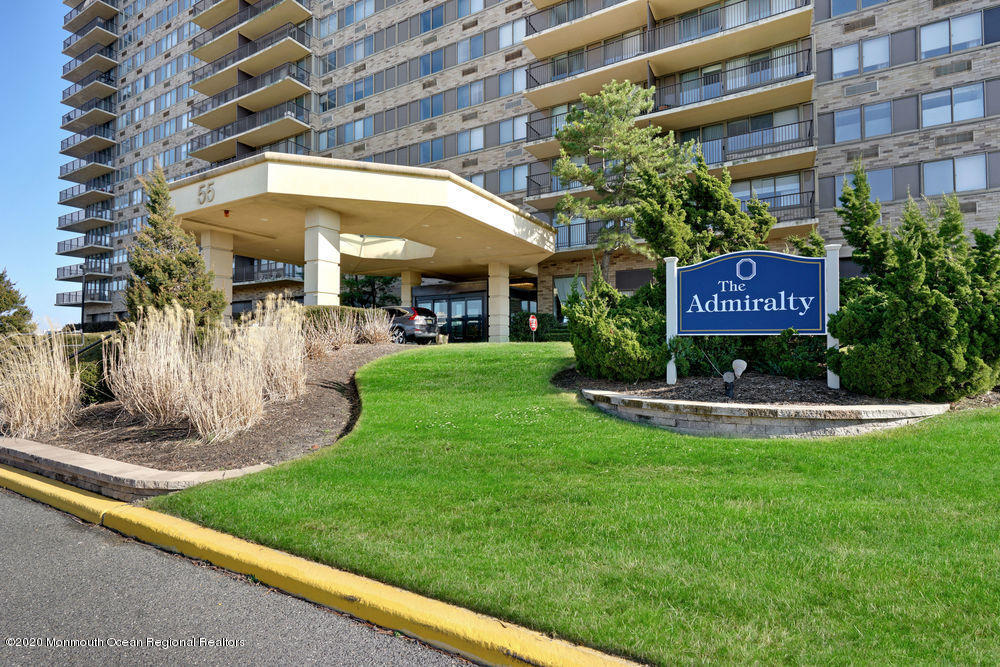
305,309,357,358
181,332,265,442
0,333,80,439
104,304,195,425
243,295,306,401
357,308,393,344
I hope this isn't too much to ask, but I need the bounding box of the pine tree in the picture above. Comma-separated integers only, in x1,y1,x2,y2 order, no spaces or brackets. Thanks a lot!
836,160,889,277
0,269,33,334
125,165,226,326
551,80,691,277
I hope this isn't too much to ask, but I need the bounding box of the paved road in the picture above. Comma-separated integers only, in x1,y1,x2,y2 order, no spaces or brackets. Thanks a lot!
0,488,463,666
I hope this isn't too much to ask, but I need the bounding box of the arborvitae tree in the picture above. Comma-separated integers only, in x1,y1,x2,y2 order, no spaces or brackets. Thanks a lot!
0,269,33,334
836,160,890,277
341,275,400,308
552,80,691,278
632,156,775,264
125,166,226,326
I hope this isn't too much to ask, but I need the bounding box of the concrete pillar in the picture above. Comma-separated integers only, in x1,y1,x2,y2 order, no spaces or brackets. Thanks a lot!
304,207,341,306
200,229,233,319
400,270,421,307
825,244,842,390
487,262,509,343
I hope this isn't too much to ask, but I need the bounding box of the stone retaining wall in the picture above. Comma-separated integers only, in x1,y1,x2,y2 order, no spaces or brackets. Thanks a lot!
0,439,268,501
580,390,950,438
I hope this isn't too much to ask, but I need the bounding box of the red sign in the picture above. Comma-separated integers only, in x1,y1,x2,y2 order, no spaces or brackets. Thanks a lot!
528,314,538,332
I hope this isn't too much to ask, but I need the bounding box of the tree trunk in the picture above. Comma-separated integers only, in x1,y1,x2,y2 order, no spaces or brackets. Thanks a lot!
600,250,611,282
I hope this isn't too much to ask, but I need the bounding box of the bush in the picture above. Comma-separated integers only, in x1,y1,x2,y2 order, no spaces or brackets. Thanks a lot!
356,308,393,344
0,333,80,438
78,359,112,405
510,312,559,341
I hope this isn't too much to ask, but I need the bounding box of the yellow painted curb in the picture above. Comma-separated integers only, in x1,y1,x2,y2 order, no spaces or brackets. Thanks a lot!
0,463,125,524
1,464,638,666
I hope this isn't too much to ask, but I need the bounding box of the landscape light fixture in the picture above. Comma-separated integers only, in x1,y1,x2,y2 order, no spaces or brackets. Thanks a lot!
724,359,748,399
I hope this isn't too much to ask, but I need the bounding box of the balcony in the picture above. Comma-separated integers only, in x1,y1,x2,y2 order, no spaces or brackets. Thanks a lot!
191,63,311,129
191,0,313,64
63,17,117,58
193,0,249,30
525,49,813,157
554,218,612,250
191,24,311,97
56,291,83,307
56,233,112,258
233,262,304,284
188,101,311,163
57,207,114,233
61,97,116,132
523,0,811,108
56,260,112,283
60,125,116,158
59,182,114,208
64,0,118,34
62,70,116,107
62,43,117,83
60,154,115,183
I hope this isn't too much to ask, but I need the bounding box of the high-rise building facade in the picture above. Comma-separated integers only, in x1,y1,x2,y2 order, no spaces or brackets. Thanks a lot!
56,0,1000,334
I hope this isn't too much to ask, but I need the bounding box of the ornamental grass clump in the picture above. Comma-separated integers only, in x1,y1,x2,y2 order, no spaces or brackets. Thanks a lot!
356,307,393,344
304,308,358,358
0,333,80,439
243,295,306,401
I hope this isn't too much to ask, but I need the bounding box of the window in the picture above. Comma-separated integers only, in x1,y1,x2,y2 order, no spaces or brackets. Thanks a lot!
861,35,889,72
922,89,951,127
953,83,985,121
499,115,527,144
457,80,484,108
317,14,337,37
498,164,528,193
836,168,893,203
553,275,586,321
420,93,444,120
469,173,485,188
419,49,444,75
498,19,526,48
831,0,887,17
834,107,861,143
420,6,444,33
921,13,982,59
419,137,444,164
457,127,484,154
498,68,527,96
922,156,986,195
832,44,858,79
457,34,484,63
457,0,483,17
863,102,891,137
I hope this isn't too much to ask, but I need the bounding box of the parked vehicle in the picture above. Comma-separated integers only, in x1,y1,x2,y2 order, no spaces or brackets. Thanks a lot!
382,306,439,344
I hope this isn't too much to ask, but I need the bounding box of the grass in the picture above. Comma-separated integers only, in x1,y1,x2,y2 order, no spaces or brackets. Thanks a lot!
149,343,1000,664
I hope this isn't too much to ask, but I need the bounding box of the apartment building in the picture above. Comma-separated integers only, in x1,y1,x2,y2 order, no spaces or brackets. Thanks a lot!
56,0,1000,336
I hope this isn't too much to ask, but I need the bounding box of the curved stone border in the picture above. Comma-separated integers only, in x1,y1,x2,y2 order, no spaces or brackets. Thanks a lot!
0,438,269,501
580,390,950,438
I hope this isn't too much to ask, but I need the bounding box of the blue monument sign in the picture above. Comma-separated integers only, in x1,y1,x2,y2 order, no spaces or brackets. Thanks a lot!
676,251,826,335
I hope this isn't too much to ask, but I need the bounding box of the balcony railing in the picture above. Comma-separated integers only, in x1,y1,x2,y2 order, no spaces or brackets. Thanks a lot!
57,265,85,281
59,182,114,204
57,233,112,254
526,0,628,36
191,24,311,85
56,291,83,306
694,119,813,164
192,0,312,49
60,154,115,178
181,138,312,177
63,44,117,77
740,190,814,223
62,70,116,101
189,101,310,152
63,17,117,52
64,0,118,26
84,287,113,302
191,63,311,117
58,207,114,230
233,263,304,283
653,49,811,109
525,0,809,88
61,125,115,152
62,97,116,127
555,219,614,249
193,0,229,17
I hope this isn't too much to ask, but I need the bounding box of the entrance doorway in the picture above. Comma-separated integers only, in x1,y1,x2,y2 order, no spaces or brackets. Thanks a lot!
416,293,486,342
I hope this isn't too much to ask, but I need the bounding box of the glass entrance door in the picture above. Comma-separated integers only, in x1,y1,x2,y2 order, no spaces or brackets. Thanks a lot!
417,294,486,342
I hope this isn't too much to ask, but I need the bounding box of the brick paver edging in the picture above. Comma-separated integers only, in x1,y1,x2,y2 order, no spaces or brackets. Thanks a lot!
580,390,950,438
0,438,269,501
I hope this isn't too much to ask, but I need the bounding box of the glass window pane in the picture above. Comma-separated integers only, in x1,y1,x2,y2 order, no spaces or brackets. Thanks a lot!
953,83,984,121
922,89,952,126
920,21,950,58
834,107,862,143
861,36,889,71
863,102,891,137
832,44,859,79
950,13,983,52
867,168,893,202
923,159,954,195
470,126,483,150
831,0,856,16
955,154,986,191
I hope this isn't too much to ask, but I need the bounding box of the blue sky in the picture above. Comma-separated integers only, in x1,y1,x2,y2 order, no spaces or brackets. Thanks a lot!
0,4,85,330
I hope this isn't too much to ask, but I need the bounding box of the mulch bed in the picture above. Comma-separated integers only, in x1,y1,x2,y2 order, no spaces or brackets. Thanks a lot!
552,368,910,406
44,344,400,473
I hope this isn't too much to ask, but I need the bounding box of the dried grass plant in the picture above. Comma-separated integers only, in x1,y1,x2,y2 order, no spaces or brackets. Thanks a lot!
244,295,306,401
304,308,357,358
0,332,80,439
356,308,393,344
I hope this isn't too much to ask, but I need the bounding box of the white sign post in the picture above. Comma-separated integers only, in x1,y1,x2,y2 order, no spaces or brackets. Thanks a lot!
824,244,841,390
665,256,679,385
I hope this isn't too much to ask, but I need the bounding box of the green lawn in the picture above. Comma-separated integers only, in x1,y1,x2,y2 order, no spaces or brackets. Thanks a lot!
149,343,1000,664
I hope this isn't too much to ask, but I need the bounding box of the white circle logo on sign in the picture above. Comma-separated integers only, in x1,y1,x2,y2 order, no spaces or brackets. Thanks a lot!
736,258,757,281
